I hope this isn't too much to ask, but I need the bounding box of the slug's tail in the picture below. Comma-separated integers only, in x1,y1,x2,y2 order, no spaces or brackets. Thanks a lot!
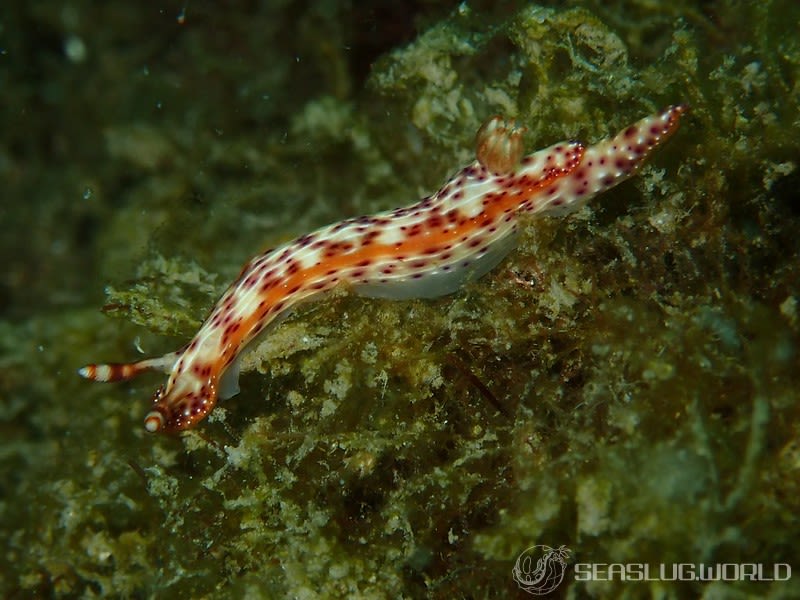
78,352,178,382
596,104,687,175
534,104,688,216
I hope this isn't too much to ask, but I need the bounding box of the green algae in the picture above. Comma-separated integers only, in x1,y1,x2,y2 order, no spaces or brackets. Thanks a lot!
1,1,800,598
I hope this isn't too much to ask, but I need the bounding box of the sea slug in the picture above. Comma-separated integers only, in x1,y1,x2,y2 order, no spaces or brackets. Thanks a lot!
79,105,686,433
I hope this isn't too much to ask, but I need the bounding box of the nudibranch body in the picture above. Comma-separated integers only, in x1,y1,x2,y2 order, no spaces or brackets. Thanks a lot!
79,105,686,433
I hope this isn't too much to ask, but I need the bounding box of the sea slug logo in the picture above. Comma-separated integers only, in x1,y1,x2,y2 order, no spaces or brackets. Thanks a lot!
512,544,571,595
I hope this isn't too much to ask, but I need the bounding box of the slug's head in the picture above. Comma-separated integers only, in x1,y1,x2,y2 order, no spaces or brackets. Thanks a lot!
144,382,216,433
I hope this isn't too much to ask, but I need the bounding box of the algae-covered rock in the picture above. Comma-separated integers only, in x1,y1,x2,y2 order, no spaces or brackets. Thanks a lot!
1,1,799,598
